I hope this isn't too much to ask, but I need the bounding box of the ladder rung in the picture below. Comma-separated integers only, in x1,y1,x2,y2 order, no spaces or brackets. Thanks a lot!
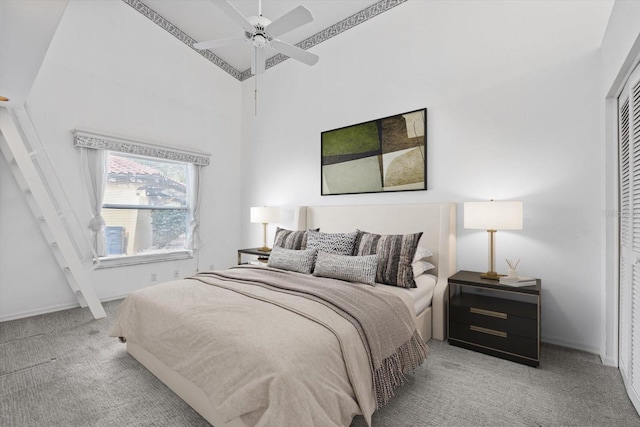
4,106,105,319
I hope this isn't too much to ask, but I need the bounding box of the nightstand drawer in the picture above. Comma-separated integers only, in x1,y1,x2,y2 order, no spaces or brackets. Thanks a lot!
448,271,541,367
450,304,537,339
449,321,538,360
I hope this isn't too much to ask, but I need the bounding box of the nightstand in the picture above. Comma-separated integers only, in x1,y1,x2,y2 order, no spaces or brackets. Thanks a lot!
448,270,541,367
237,247,271,265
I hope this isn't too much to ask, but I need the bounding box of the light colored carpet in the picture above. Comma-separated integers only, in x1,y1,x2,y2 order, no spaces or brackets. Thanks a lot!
1,299,638,426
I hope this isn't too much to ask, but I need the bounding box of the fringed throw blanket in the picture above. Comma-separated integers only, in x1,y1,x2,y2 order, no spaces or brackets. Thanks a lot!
193,266,429,408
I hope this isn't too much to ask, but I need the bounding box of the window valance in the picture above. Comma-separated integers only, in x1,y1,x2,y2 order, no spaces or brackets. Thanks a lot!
73,130,210,166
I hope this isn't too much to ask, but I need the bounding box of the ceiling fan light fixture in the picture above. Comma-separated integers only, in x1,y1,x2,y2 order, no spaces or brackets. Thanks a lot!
253,34,267,48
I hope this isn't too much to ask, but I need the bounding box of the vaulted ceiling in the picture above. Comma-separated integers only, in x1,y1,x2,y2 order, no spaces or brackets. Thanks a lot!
125,0,397,80
0,0,615,106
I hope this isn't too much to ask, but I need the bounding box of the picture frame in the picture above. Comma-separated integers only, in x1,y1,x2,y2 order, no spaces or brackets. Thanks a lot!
321,108,427,196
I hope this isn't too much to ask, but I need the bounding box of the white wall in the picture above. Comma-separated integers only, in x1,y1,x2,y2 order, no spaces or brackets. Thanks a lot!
240,0,611,352
0,0,69,106
600,1,640,365
0,0,242,320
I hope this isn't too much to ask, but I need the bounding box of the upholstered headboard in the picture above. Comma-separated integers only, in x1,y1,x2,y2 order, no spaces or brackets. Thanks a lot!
293,203,456,341
293,203,456,282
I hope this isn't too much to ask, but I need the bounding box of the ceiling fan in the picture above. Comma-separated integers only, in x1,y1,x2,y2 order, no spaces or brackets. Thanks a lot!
194,0,319,75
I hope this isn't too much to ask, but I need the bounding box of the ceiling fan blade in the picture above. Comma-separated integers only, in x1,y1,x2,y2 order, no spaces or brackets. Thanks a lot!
271,39,319,66
211,0,255,34
266,5,313,37
193,36,246,50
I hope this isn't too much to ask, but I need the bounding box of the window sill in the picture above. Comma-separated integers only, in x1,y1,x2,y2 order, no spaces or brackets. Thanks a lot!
95,250,193,269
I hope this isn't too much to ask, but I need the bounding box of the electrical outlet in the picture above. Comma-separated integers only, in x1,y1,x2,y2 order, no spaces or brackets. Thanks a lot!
173,269,179,278
150,273,157,282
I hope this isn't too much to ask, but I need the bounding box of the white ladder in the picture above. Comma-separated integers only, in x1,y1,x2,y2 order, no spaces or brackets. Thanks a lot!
0,106,106,319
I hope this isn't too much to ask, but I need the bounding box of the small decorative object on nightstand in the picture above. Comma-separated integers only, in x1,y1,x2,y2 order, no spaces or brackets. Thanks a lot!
448,270,540,367
237,248,271,265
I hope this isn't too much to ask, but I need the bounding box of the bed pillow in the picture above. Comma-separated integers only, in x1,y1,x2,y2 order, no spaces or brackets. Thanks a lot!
354,231,423,288
273,227,319,250
413,246,434,262
413,260,436,277
312,251,378,286
267,246,318,274
306,230,358,255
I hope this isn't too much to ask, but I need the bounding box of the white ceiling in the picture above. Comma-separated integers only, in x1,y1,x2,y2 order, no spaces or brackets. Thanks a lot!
0,0,616,106
143,0,380,73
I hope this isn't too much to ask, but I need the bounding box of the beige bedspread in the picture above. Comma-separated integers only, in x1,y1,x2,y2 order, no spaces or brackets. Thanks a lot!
110,267,422,426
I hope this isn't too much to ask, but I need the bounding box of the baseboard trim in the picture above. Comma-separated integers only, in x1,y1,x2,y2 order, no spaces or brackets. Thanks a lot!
0,301,81,322
541,336,600,356
600,355,618,367
0,294,127,322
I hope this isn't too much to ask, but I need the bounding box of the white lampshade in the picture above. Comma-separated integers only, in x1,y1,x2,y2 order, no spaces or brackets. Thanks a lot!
464,201,523,230
250,206,280,224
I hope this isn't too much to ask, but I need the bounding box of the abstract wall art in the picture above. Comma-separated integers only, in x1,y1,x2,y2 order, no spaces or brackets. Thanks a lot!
321,108,427,195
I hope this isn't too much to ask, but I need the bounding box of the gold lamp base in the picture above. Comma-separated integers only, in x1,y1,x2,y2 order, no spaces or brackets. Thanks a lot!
257,246,271,252
481,229,503,281
480,271,504,280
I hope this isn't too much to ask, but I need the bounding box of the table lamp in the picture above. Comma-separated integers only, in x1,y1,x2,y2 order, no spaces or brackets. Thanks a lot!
250,206,280,252
464,200,523,280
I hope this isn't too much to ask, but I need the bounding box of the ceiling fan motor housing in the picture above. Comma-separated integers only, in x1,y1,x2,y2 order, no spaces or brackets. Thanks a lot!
246,15,273,47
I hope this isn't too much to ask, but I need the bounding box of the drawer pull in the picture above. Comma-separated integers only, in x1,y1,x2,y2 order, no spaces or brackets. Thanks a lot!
470,325,508,338
470,307,507,320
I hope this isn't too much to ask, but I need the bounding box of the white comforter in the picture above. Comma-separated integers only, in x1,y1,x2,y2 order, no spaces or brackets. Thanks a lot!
109,268,419,426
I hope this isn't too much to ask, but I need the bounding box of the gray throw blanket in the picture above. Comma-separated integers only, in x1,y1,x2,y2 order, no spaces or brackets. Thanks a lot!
192,266,428,408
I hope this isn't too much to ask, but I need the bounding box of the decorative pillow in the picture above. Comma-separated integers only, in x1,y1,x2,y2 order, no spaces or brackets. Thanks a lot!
412,260,436,277
413,246,434,262
306,230,358,255
354,230,423,288
312,251,378,286
273,227,319,250
267,246,318,274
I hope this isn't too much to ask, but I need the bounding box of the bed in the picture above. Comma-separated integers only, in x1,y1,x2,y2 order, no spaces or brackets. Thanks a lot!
110,202,456,427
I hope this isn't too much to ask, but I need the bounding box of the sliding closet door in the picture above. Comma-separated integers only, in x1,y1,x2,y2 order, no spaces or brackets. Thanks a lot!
619,64,640,411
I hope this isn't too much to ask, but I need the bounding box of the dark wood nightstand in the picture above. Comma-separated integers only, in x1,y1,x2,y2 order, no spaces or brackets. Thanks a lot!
448,270,541,367
237,248,271,265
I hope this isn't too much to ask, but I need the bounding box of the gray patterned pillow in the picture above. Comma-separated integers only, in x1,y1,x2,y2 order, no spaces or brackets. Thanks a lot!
273,227,319,250
267,246,318,274
306,230,358,255
312,251,378,285
354,231,423,288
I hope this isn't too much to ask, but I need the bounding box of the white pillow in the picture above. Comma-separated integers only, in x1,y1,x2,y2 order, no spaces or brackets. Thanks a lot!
413,246,434,262
412,260,436,277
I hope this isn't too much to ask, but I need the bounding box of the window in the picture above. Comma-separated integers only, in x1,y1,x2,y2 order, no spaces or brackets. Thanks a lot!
101,151,191,259
74,129,209,267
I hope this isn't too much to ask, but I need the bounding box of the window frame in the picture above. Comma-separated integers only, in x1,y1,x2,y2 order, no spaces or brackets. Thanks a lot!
99,151,192,266
73,130,210,268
